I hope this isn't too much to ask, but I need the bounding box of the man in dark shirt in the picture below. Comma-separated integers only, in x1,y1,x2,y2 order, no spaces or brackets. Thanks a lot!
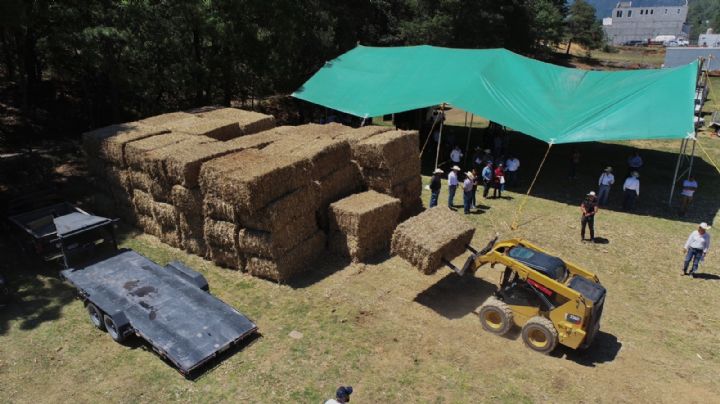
581,191,598,242
429,168,443,208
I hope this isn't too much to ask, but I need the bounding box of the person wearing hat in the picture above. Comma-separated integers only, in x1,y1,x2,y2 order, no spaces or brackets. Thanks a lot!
325,386,353,404
463,171,475,214
447,165,461,208
493,163,505,199
580,191,599,242
679,175,698,217
481,162,494,198
429,168,443,208
622,171,640,211
597,167,615,206
683,223,711,277
450,145,464,166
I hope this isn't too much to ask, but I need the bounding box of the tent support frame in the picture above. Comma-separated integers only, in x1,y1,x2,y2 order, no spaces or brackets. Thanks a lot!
668,135,697,206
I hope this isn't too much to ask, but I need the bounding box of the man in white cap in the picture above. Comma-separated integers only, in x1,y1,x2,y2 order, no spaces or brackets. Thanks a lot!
622,171,640,211
429,168,443,208
463,171,475,214
580,191,599,242
597,167,614,206
683,222,711,277
447,165,461,208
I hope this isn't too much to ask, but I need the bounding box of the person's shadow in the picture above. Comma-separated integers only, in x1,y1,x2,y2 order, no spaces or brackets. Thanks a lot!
690,273,720,280
592,237,610,244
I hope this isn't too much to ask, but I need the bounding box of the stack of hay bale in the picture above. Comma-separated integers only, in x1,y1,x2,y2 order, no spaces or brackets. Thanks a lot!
328,191,401,262
391,207,476,274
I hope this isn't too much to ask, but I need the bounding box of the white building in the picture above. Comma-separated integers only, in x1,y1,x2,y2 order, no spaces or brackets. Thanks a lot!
602,1,689,45
699,29,720,47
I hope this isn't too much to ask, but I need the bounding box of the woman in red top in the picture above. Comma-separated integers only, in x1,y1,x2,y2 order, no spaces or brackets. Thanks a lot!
493,163,505,199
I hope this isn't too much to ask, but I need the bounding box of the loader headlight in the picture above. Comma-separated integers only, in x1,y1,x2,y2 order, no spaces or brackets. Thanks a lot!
565,314,582,324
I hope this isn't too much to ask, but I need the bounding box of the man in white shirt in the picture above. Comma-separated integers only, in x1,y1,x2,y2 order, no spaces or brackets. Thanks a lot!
679,175,698,216
597,166,615,206
505,156,520,187
683,222,711,277
450,145,463,166
325,386,353,404
622,171,640,210
447,166,460,208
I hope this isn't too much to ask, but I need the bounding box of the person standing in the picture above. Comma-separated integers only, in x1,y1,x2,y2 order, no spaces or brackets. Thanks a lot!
325,386,354,404
569,149,580,180
471,167,480,209
447,166,460,208
472,147,483,171
683,222,711,277
481,149,493,165
463,171,475,214
481,162,494,198
622,171,640,210
450,145,463,167
580,191,599,242
493,163,505,199
505,155,520,187
597,167,615,206
679,175,698,216
429,168,443,208
627,149,643,175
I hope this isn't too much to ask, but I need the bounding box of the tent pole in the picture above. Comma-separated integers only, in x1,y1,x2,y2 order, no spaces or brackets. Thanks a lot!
688,136,697,178
668,138,688,206
464,112,468,128
464,114,474,167
434,103,446,169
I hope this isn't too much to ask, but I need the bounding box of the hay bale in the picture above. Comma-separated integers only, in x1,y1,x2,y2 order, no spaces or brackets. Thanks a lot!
237,185,320,232
98,125,170,167
399,197,424,220
106,166,133,194
179,213,206,256
204,218,237,250
132,189,155,217
262,135,351,179
151,200,178,230
82,122,165,164
362,158,421,193
237,213,318,258
245,231,326,281
328,191,401,262
317,162,363,208
174,118,242,141
391,207,475,275
158,228,182,248
137,111,195,127
207,245,245,270
171,185,203,213
353,130,419,169
203,194,238,222
204,148,312,212
137,214,162,238
334,125,393,147
139,135,216,180
197,108,276,135
391,175,422,200
128,170,171,202
124,132,197,170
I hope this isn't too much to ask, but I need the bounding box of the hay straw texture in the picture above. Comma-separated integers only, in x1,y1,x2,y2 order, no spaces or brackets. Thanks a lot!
263,135,351,179
391,175,422,200
353,130,419,169
196,107,276,136
171,185,203,213
391,207,476,275
132,190,155,217
139,136,216,180
317,162,363,208
203,218,237,250
127,170,169,202
123,133,197,170
207,246,244,270
179,213,206,256
362,158,420,193
174,118,240,141
236,185,320,232
83,123,168,167
237,213,318,258
245,231,326,281
150,200,178,230
328,191,401,261
203,194,238,222
334,125,393,147
137,214,162,238
137,111,194,127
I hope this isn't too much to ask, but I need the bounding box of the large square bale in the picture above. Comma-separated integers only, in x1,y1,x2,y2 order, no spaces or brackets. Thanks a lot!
179,213,206,256
124,133,198,170
317,162,363,209
207,244,244,270
151,200,178,230
335,125,394,147
132,189,155,217
245,231,326,281
236,185,320,232
362,157,420,193
139,135,216,180
203,194,238,222
263,135,351,179
391,175,422,200
354,130,419,169
137,111,195,127
203,218,237,251
137,214,162,238
391,207,475,274
173,118,240,141
196,107,276,136
328,232,389,262
83,123,167,166
171,185,203,213
237,213,318,258
128,170,171,202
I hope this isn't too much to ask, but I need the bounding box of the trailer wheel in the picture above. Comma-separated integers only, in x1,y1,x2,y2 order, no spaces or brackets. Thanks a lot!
103,315,126,343
478,297,513,335
521,316,558,354
87,303,105,331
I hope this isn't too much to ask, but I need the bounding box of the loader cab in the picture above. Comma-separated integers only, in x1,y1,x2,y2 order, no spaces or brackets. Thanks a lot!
507,246,568,282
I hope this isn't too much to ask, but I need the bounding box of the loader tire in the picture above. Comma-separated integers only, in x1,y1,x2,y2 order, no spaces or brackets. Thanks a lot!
521,316,558,354
478,297,514,335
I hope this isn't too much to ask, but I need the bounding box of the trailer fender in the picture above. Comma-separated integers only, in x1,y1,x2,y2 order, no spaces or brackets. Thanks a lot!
165,261,209,291
106,311,132,338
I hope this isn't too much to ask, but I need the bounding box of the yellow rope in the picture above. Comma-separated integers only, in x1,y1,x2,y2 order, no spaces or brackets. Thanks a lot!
696,137,720,175
511,143,553,230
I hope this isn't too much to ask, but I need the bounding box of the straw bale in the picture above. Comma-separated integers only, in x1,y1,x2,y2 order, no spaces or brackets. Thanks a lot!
329,232,389,262
196,107,276,136
206,149,312,212
158,228,182,248
166,132,280,188
82,122,163,162
362,158,420,193
137,111,194,128
132,190,155,217
207,245,244,270
262,135,351,179
237,213,318,258
391,175,422,200
204,218,237,250
173,118,241,141
171,185,203,213
124,133,197,170
128,170,171,202
245,231,326,281
334,125,393,147
399,197,424,220
106,166,133,193
203,194,238,222
317,162,363,209
179,213,206,256
139,136,216,179
329,191,401,238
151,200,178,230
353,130,419,169
183,237,207,257
137,214,162,238
99,125,170,166
391,207,476,275
236,185,320,232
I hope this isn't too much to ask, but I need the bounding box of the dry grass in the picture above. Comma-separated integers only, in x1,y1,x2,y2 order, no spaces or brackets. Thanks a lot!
196,107,276,136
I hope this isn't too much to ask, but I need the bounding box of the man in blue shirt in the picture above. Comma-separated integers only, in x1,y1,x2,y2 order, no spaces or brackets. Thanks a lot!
481,162,494,198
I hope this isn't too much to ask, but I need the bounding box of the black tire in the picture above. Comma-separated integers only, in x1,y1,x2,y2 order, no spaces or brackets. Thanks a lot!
521,316,558,354
87,303,105,331
103,314,126,343
478,296,514,335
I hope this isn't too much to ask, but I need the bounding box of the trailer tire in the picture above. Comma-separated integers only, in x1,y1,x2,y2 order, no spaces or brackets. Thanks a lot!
87,303,105,331
521,316,558,354
478,297,513,335
103,314,126,343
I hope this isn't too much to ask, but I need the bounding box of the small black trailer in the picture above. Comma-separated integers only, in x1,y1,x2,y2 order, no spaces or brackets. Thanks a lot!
8,201,258,376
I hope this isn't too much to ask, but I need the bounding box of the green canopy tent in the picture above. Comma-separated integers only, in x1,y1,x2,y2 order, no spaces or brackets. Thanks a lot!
292,45,699,220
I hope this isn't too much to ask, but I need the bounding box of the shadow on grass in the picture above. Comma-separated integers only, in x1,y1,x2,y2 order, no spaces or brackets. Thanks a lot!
554,331,622,367
690,273,720,281
414,272,496,319
420,125,720,225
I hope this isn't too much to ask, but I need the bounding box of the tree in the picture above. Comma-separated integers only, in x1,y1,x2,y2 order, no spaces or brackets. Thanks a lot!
528,0,566,52
565,0,604,54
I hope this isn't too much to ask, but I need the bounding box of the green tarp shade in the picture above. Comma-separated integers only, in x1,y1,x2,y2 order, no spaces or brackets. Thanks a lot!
293,45,697,144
